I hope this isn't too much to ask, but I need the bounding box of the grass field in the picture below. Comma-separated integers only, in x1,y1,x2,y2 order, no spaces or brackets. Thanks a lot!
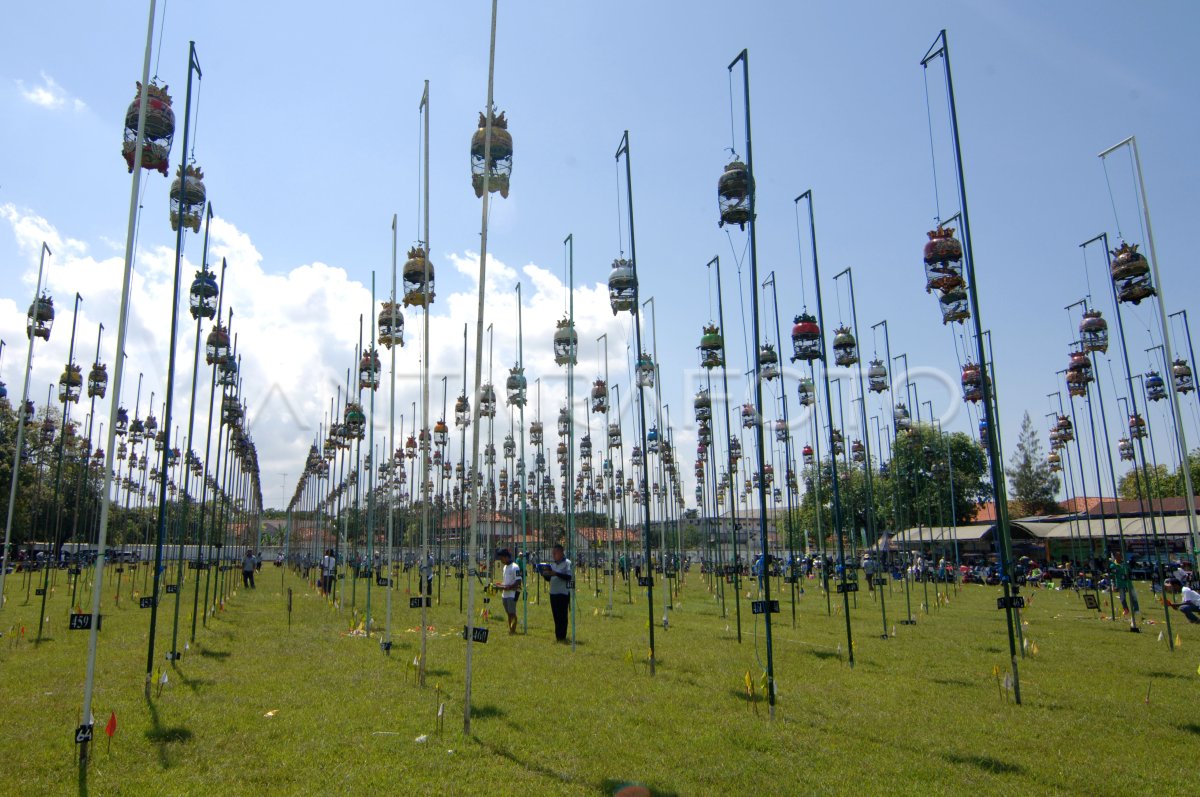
0,563,1197,796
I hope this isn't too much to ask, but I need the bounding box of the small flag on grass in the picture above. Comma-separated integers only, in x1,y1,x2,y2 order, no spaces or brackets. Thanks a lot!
105,711,117,738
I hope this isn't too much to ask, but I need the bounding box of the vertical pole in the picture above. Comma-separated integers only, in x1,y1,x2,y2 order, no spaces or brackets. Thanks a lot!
708,256,742,639
419,78,432,679
385,215,397,652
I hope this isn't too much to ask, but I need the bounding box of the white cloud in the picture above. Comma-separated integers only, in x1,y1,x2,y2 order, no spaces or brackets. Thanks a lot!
15,71,86,112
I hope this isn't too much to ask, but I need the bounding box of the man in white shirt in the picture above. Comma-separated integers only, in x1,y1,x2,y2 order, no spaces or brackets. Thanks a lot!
539,544,573,643
493,549,522,635
1165,578,1200,624
321,549,337,597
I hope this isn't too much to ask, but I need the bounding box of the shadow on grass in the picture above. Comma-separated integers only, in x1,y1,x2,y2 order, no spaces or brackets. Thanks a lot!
930,677,972,688
145,699,193,769
1178,723,1200,736
1147,670,1186,680
943,752,1024,775
470,704,506,720
425,667,451,678
599,779,679,797
808,648,842,661
198,648,230,661
727,688,769,707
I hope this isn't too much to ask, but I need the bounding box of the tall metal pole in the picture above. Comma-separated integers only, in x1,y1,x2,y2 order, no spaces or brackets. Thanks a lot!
384,215,398,653
563,244,577,650
763,274,799,627
418,77,433,678
79,0,157,760
464,0,499,734
195,288,229,639
873,320,913,625
923,30,1020,702
1,242,51,607
616,131,656,673
1100,137,1198,560
796,191,855,665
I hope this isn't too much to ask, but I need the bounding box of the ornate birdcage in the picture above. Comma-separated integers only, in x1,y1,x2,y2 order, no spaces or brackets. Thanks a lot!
1056,414,1074,443
1079,309,1109,354
894,402,911,431
580,434,593,460
978,418,988,444
530,420,544,447
378,301,404,349
122,81,174,175
717,160,753,230
1173,359,1194,394
1110,242,1155,305
1065,350,1094,397
470,108,512,199
359,348,381,391
795,377,815,408
169,163,205,233
647,425,660,454
790,313,821,362
343,402,365,439
961,362,983,403
1146,371,1166,402
115,407,129,436
222,395,244,426
832,326,858,366
694,388,711,422
404,434,417,461
58,363,82,404
636,353,655,388
1048,428,1062,451
774,419,788,443
128,416,145,443
607,258,637,314
504,365,527,407
939,287,970,325
557,407,571,438
831,428,844,457
218,357,238,388
503,434,516,460
728,436,742,464
553,318,577,366
26,294,54,341
402,246,434,307
741,403,759,429
1118,437,1135,461
555,441,567,466
1048,450,1061,472
698,422,712,447
867,359,888,393
759,343,780,381
591,379,608,414
0,377,6,401
117,440,128,461
39,415,56,443
607,421,621,450
923,226,964,289
763,464,774,486
205,325,231,366
418,427,431,452
484,442,495,466
189,269,219,320
632,445,643,468
699,324,725,369
802,444,814,467
433,419,449,448
455,394,470,429
851,439,866,463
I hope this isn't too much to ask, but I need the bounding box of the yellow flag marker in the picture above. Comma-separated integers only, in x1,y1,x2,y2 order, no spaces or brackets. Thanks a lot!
1175,633,1182,649
744,670,754,698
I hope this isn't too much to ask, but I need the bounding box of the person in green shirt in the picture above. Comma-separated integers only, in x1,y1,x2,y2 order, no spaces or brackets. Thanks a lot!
1108,552,1139,630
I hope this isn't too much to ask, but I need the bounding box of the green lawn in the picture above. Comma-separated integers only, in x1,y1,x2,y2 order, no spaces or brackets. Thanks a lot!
1,564,1197,796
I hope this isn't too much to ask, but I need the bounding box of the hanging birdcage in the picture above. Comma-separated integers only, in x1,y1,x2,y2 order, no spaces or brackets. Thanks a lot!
189,269,219,320
504,365,527,407
144,412,158,438
698,422,712,447
0,378,6,401
26,294,54,341
851,439,865,463
556,441,567,465
774,419,788,443
978,418,988,444
894,402,911,431
790,313,821,363
607,422,621,450
484,442,496,466
580,435,592,460
499,466,508,492
867,359,888,393
717,160,753,230
832,326,858,366
1146,371,1166,402
470,108,512,199
122,81,174,175
1173,359,1194,394
831,428,844,457
647,425,660,454
1118,437,1135,461
1048,450,1061,472
961,362,983,403
557,407,571,438
763,464,774,486
39,415,56,443
534,451,546,472
699,324,725,369
694,388,711,422
1110,242,1155,305
1048,429,1062,451
797,377,816,408
402,246,434,307
1056,414,1074,443
378,301,404,349
58,363,82,404
343,402,365,439
923,226,964,290
404,435,417,461
591,379,608,414
632,445,643,468
218,357,238,388
636,353,655,388
1079,309,1109,354
434,419,449,448
205,325,231,366
607,258,637,314
1065,350,1094,397
455,394,470,429
128,416,145,443
802,444,814,467
418,427,431,452
530,420,544,447
759,343,780,381
939,287,970,325
729,436,742,464
169,163,205,233
359,348,381,391
222,395,244,426
503,434,516,460
553,318,577,366
741,403,758,429
117,440,128,461
115,407,129,437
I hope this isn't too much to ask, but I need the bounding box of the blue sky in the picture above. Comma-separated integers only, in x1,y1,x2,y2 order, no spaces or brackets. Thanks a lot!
2,1,1198,510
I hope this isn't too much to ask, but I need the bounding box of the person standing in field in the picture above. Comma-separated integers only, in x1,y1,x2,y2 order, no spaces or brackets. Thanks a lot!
242,549,256,589
321,548,337,597
540,544,573,643
494,549,522,635
1164,578,1200,624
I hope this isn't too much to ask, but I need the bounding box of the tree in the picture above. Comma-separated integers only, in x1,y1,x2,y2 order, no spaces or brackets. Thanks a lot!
1007,412,1061,515
1118,462,1173,501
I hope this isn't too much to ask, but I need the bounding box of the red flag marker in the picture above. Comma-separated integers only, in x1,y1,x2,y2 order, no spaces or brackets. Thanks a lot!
105,711,117,738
